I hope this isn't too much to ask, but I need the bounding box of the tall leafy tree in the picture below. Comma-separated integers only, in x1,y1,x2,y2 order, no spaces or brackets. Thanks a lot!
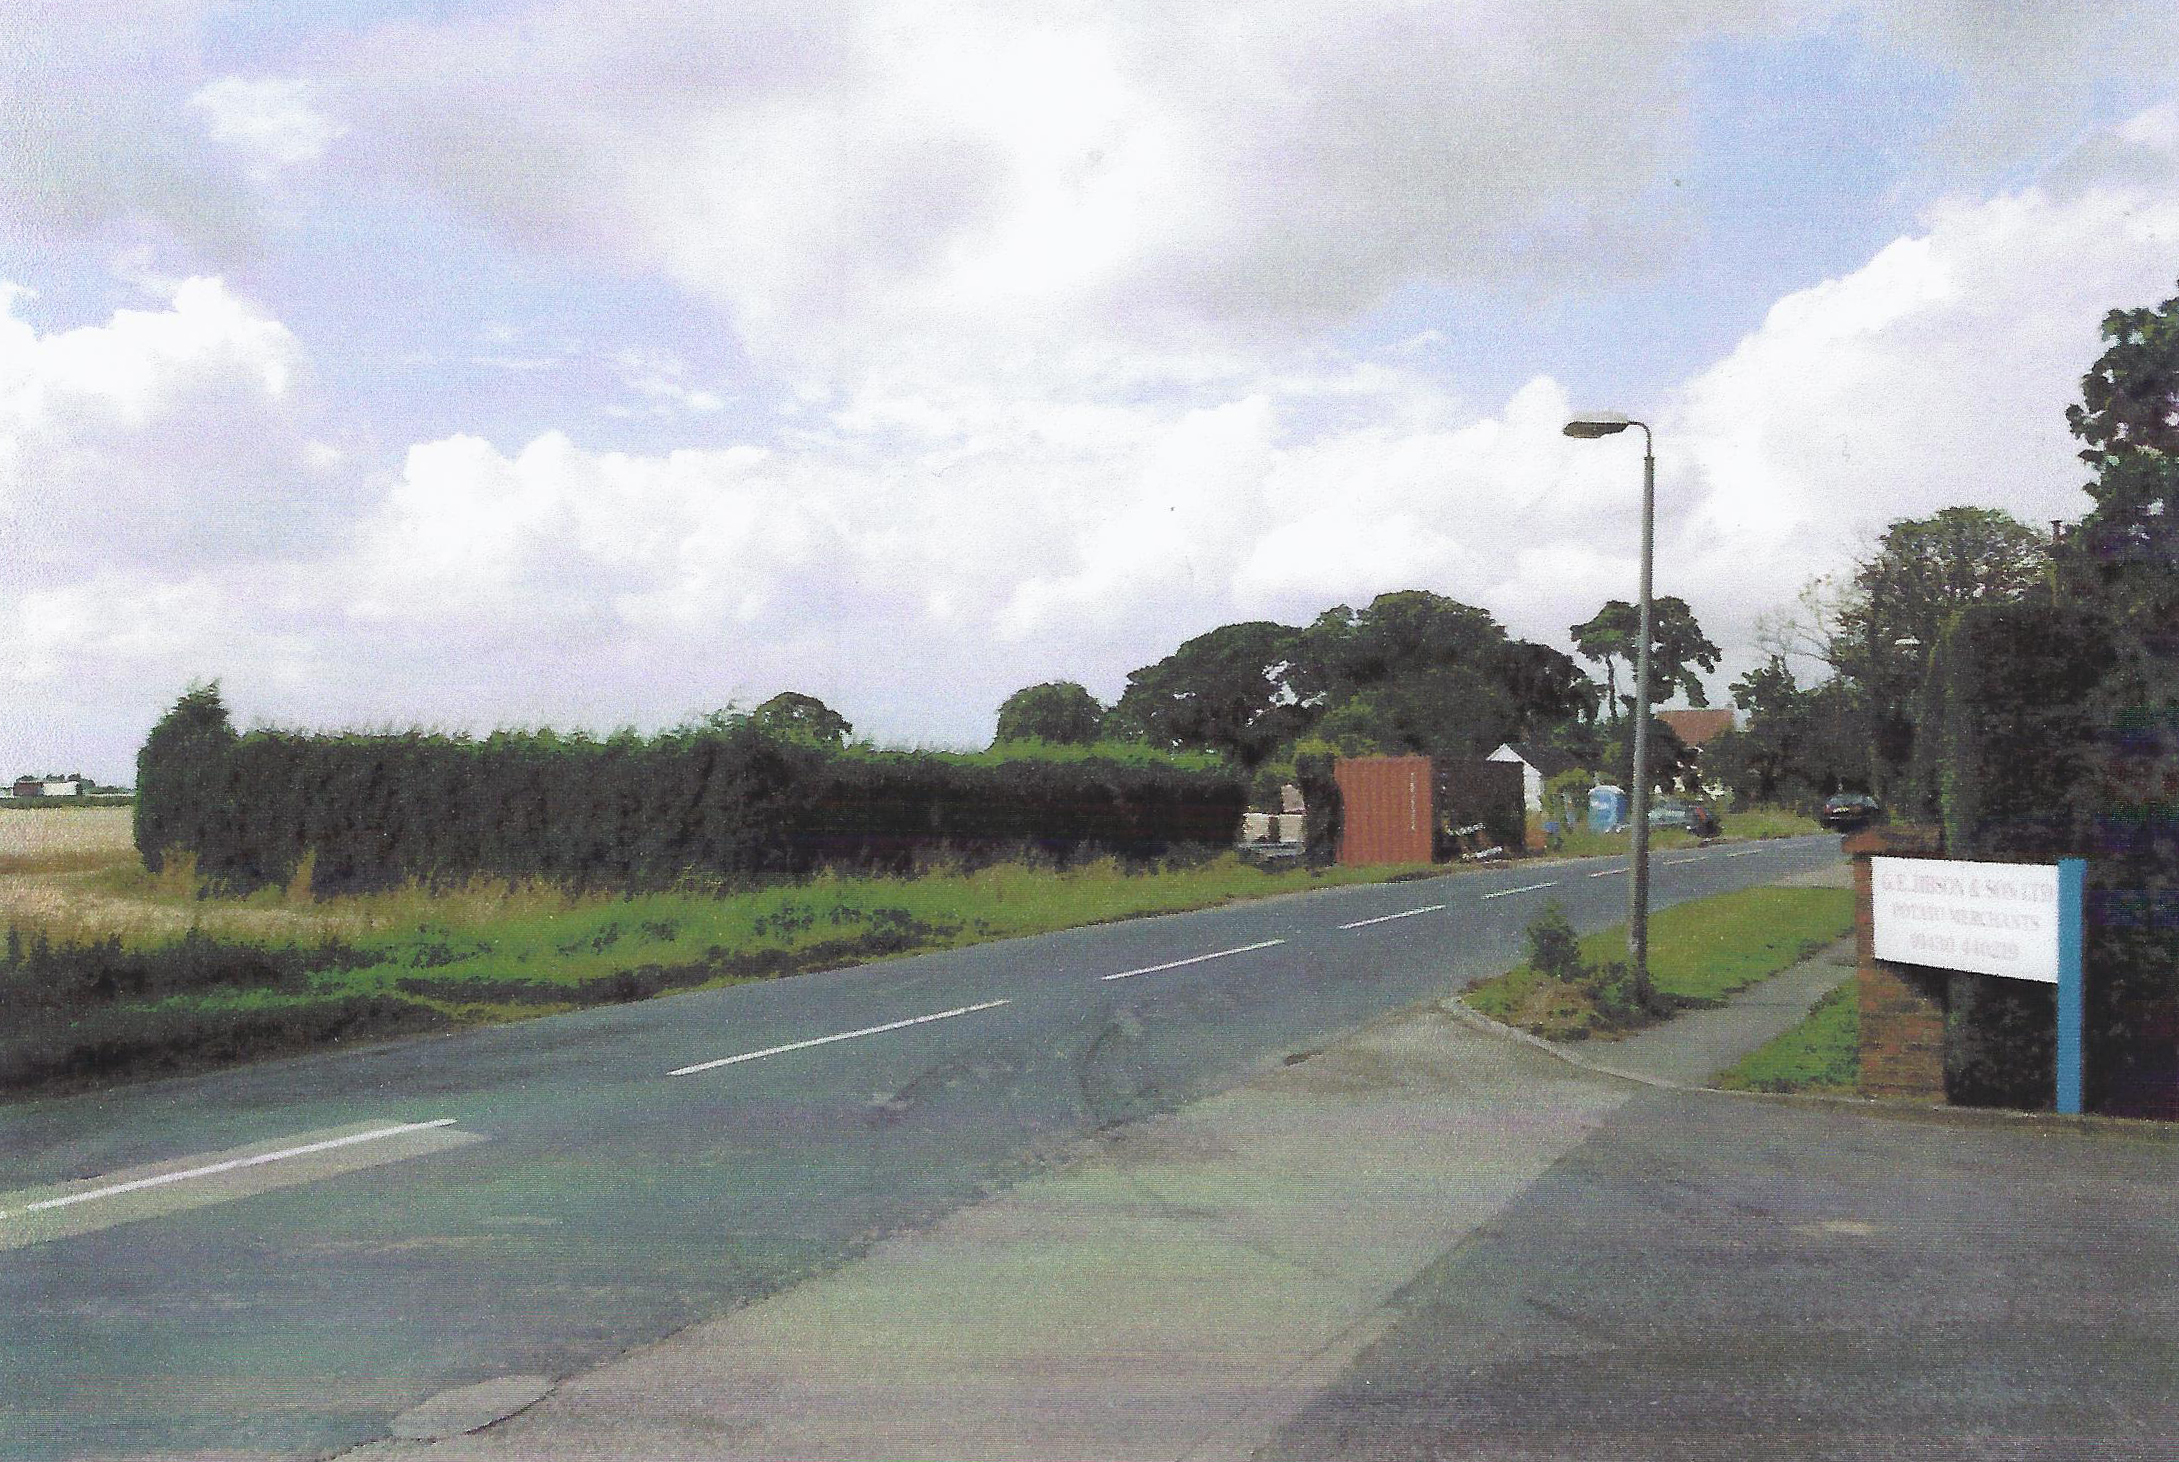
1826,507,2050,797
1302,590,1505,699
1308,663,1516,761
2066,279,2179,637
745,692,852,748
1114,621,1312,768
1570,601,1637,725
1491,640,1599,741
1572,597,1720,723
993,682,1105,745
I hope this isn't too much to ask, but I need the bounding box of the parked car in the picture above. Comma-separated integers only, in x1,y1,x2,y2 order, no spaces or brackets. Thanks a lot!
1649,798,1721,838
1821,792,1882,830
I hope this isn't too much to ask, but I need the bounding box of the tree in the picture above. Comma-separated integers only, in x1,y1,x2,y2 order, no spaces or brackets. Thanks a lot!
1301,590,1505,700
1572,597,1720,723
1833,508,2050,798
1117,590,1605,771
1492,640,1599,741
1114,621,1313,768
745,692,852,748
1306,663,1516,761
1570,602,1636,725
993,682,1105,745
1700,656,1862,809
2067,279,2179,612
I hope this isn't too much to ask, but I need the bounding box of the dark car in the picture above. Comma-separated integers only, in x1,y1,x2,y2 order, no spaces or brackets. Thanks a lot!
1822,792,1882,830
1649,798,1721,838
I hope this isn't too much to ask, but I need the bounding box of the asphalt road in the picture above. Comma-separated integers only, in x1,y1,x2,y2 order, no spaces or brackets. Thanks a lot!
0,836,1841,1460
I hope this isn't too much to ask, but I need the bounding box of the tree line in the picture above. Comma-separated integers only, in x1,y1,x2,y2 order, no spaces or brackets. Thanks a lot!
994,587,1721,801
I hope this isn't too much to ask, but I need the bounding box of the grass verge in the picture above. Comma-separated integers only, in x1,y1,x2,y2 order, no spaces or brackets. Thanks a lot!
1714,979,1861,1095
1,854,1436,1099
1462,885,1855,1042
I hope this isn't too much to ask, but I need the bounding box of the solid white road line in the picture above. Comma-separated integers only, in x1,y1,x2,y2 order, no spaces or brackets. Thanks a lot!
1480,881,1559,901
1339,905,1445,930
671,999,1013,1076
0,1119,459,1218
1725,848,1764,858
1587,865,1628,878
1101,939,1287,982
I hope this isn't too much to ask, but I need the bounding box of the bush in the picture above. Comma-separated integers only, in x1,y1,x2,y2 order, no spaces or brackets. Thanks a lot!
1524,902,1583,981
1520,903,1656,1025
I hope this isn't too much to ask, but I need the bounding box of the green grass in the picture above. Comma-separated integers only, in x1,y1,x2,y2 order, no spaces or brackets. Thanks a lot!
1533,823,1702,858
164,856,1441,1011
1721,805,1824,839
1463,885,1855,1040
1714,979,1861,1095
1528,802,1822,860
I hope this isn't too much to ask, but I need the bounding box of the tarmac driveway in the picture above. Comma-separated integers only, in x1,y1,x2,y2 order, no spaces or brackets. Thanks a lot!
1260,1086,2179,1462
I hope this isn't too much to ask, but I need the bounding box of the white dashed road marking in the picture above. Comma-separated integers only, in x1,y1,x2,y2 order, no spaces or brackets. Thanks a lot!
1101,940,1287,982
1,1119,460,1218
1339,905,1445,930
1479,881,1559,901
671,999,1013,1076
0,1119,481,1250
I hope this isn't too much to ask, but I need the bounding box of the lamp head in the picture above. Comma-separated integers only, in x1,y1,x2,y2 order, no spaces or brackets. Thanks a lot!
1563,412,1633,439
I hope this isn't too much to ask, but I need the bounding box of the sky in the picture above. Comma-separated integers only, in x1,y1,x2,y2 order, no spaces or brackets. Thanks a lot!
4,1,2178,783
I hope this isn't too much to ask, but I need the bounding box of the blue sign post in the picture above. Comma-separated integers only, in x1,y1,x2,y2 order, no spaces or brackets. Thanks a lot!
2056,857,2086,1115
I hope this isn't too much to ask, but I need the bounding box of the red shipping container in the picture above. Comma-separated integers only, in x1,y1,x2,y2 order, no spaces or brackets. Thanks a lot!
1335,756,1434,866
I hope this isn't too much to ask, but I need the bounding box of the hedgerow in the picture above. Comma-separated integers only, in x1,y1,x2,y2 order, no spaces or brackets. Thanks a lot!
133,692,1247,896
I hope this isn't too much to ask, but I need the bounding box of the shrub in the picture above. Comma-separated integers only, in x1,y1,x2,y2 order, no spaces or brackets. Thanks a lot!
1524,902,1583,982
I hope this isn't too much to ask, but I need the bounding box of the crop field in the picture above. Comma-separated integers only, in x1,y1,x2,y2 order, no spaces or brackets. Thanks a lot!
0,805,136,871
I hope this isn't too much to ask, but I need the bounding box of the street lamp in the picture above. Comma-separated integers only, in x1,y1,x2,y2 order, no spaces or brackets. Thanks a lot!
1564,411,1654,1004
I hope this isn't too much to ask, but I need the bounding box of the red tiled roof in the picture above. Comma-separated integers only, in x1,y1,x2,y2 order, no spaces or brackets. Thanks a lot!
1658,708,1735,748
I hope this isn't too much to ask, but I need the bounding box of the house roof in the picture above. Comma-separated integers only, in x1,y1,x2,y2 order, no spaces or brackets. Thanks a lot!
1494,741,1580,779
1657,708,1736,748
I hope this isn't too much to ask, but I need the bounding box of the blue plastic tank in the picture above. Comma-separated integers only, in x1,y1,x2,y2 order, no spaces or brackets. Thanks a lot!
1588,783,1628,832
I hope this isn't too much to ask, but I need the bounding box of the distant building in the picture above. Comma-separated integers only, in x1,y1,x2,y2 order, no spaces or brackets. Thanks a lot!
7,774,89,799
1488,742,1581,813
1653,708,1738,799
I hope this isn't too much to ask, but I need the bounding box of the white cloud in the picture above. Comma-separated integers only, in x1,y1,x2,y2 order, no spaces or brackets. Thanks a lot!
0,276,352,584
326,0,1724,378
1664,120,2179,674
312,0,2179,389
8,13,2179,781
190,77,344,176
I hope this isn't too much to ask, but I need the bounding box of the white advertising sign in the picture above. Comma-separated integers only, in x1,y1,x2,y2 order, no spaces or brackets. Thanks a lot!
1870,857,2061,984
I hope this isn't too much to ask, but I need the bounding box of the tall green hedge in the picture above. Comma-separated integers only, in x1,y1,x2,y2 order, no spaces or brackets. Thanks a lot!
1913,602,2178,1114
134,703,1246,896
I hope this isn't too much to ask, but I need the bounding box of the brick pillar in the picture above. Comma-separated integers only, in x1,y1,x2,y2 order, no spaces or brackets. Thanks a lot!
1849,825,1948,1100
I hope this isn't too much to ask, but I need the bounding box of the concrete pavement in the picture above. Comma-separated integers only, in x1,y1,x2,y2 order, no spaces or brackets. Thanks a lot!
343,855,2179,1462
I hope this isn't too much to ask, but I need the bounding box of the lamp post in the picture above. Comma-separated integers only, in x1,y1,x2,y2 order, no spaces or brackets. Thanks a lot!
1564,411,1653,1003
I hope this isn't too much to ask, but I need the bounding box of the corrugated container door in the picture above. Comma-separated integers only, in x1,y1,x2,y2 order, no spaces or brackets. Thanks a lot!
1334,756,1434,865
